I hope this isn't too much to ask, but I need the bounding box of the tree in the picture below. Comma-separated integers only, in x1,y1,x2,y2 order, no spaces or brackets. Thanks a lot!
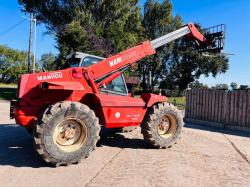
96,0,143,53
230,82,238,90
159,22,229,92
19,0,143,66
239,85,248,90
215,83,229,90
188,81,208,89
136,0,181,91
140,0,229,92
0,45,28,83
39,52,56,71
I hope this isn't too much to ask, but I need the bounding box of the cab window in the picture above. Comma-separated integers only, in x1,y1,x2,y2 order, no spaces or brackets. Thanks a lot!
105,75,127,94
67,57,81,68
81,56,103,67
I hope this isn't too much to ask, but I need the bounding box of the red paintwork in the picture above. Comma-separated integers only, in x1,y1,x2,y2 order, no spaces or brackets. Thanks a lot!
11,23,209,129
141,93,167,107
12,105,40,127
40,81,85,90
86,41,155,81
187,23,207,43
95,94,146,128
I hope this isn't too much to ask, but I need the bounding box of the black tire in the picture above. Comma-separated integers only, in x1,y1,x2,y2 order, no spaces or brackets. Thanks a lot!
33,101,100,166
141,102,183,148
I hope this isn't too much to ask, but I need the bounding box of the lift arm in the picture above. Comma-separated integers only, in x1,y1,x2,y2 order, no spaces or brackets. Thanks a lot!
85,23,219,81
151,23,206,49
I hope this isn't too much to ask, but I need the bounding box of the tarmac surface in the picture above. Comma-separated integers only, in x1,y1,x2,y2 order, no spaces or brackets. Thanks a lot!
0,101,250,187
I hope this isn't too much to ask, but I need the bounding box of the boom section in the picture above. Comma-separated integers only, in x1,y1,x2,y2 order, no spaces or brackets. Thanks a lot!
85,23,207,81
151,26,190,49
86,41,156,81
151,23,207,49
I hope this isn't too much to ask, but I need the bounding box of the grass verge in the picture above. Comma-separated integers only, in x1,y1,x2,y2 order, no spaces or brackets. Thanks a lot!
168,97,185,110
0,87,17,100
0,83,17,88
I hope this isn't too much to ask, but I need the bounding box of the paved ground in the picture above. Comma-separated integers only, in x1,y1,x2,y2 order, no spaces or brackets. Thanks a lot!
0,101,250,187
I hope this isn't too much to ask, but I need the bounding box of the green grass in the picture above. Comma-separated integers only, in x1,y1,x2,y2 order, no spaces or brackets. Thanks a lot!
168,97,186,110
0,83,17,88
135,95,185,109
168,97,185,105
0,85,17,100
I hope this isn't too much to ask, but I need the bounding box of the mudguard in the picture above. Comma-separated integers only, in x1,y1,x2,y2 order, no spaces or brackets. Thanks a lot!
141,93,167,107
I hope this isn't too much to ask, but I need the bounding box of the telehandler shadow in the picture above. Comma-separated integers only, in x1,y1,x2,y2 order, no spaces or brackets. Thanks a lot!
0,124,51,168
98,129,153,149
0,124,152,168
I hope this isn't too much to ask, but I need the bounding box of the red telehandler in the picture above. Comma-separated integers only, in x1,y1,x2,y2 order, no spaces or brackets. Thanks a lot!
10,23,225,166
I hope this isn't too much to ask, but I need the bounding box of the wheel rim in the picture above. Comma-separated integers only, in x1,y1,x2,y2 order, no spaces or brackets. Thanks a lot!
53,118,87,152
157,114,177,139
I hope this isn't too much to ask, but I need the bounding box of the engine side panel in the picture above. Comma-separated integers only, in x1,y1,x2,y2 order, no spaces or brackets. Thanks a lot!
95,94,147,128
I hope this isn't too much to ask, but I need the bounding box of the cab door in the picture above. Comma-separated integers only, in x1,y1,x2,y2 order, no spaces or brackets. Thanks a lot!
99,74,128,96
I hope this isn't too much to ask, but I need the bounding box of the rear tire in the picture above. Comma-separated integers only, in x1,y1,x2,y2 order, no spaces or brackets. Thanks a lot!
141,102,183,148
33,101,100,166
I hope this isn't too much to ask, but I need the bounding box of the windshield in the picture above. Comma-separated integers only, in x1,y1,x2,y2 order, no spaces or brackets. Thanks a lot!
67,57,81,68
66,54,104,68
81,56,103,67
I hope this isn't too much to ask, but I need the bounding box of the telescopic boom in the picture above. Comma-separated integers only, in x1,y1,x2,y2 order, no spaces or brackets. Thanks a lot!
86,23,223,82
151,23,206,49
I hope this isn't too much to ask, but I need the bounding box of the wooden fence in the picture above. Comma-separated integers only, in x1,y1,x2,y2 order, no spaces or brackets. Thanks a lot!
185,89,250,131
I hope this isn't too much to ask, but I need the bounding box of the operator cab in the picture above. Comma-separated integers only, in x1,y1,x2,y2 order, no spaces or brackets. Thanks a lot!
66,52,105,68
66,52,128,96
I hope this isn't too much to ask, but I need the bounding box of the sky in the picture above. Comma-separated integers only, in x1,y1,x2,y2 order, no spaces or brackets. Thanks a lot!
0,0,250,86
0,1,57,56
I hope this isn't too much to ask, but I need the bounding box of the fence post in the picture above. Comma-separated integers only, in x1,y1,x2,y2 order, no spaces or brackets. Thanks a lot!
223,90,228,128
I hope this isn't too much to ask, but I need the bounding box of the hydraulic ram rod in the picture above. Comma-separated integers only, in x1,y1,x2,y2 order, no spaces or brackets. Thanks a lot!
151,26,191,49
151,23,207,49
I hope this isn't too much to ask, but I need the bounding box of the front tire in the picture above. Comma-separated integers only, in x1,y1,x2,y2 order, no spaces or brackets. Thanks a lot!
33,101,100,166
141,102,183,148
